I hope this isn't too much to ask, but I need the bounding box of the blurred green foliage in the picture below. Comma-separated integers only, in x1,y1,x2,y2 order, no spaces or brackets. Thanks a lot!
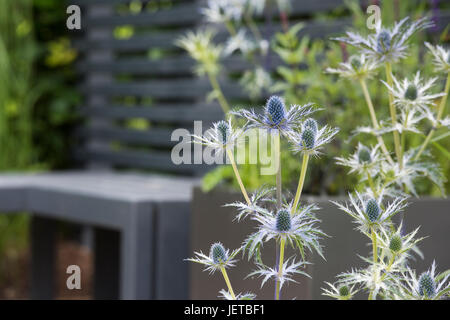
0,0,81,285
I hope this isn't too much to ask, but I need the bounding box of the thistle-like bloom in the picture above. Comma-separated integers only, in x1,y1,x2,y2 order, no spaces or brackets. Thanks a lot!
336,143,384,176
176,29,223,76
290,119,339,156
425,42,450,73
326,54,379,80
398,261,450,300
382,71,444,115
219,289,256,300
241,202,326,261
248,257,310,290
333,17,433,63
322,282,359,300
223,30,256,56
331,192,408,234
192,119,243,152
201,0,246,24
186,242,240,274
232,96,316,136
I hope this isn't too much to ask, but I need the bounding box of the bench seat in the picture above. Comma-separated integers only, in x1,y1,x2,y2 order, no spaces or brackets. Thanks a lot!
0,171,199,299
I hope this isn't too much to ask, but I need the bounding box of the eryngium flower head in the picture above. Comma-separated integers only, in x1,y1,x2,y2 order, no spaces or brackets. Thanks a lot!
232,97,316,135
338,285,350,297
186,243,239,274
418,272,436,297
326,54,379,80
290,120,339,156
358,145,372,164
176,29,223,76
275,210,292,232
400,261,450,300
210,242,228,264
365,198,380,222
332,192,408,233
242,202,326,261
336,143,383,177
267,96,286,125
301,128,316,149
201,0,245,24
389,235,402,253
333,17,433,63
192,118,243,151
382,71,444,115
425,42,450,73
303,118,318,134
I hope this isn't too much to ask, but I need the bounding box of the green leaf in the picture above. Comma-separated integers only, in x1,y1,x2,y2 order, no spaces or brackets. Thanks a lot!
431,141,450,160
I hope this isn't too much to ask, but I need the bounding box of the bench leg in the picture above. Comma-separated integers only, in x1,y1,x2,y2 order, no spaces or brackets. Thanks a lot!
30,216,56,299
120,205,154,299
94,227,120,299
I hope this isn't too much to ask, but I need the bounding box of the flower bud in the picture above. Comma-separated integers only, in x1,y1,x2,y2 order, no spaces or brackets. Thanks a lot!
418,272,436,297
303,118,318,134
404,84,418,101
276,210,292,232
267,96,286,125
338,285,350,297
216,120,230,144
210,243,228,264
365,199,380,222
350,56,362,70
389,235,402,253
301,128,316,149
377,30,391,53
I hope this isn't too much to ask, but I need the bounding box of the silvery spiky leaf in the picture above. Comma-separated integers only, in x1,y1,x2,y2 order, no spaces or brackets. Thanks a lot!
247,257,310,290
382,71,445,115
218,289,256,300
290,121,339,156
336,143,384,177
201,0,246,24
186,243,240,274
232,96,316,136
425,42,450,73
333,17,433,63
192,118,244,152
397,261,450,300
225,186,275,221
240,67,272,99
326,54,379,80
241,202,326,262
176,29,223,76
331,192,408,234
223,30,257,56
380,149,446,196
322,282,359,300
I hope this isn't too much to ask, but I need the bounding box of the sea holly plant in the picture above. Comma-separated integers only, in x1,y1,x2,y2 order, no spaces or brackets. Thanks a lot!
188,95,338,300
324,16,450,300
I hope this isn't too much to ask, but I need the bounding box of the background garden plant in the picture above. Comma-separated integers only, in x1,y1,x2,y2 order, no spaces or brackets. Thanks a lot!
323,15,450,300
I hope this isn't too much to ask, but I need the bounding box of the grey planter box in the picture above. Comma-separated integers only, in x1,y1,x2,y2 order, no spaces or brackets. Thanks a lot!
190,187,450,300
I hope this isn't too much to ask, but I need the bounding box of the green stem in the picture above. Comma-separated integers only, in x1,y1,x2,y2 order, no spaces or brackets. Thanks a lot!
275,238,286,300
414,72,450,160
385,62,403,169
275,130,282,209
359,79,394,164
366,169,377,198
220,267,236,300
371,228,378,264
244,13,263,43
292,154,309,214
226,147,251,205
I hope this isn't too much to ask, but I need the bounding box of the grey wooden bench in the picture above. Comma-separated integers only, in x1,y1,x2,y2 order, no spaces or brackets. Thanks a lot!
0,173,198,299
